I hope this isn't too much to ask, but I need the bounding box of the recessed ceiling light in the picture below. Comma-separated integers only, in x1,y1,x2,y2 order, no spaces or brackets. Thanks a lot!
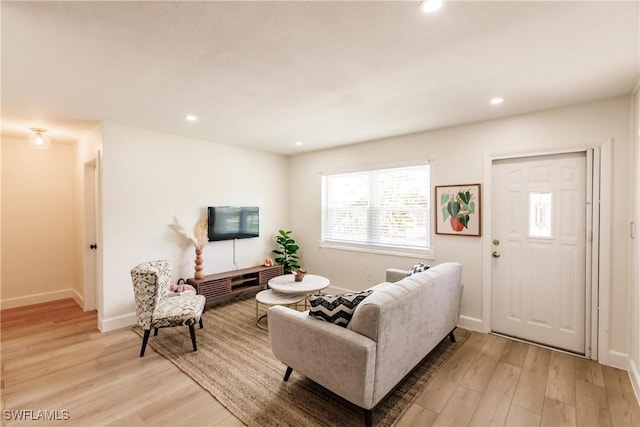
420,0,442,13
489,97,504,105
185,115,197,121
295,141,303,146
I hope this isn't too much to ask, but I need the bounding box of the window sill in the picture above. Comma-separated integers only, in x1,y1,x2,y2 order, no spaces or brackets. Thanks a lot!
319,242,434,260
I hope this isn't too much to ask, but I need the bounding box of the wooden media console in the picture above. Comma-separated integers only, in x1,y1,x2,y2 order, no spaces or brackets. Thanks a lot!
187,264,283,306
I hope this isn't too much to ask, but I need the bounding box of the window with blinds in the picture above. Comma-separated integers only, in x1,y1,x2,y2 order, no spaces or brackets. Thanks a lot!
321,164,431,254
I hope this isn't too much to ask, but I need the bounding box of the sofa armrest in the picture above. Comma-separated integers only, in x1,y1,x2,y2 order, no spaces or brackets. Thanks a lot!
385,268,407,283
268,305,377,409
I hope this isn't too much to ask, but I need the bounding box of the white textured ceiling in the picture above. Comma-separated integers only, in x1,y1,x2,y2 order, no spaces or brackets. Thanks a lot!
2,1,638,154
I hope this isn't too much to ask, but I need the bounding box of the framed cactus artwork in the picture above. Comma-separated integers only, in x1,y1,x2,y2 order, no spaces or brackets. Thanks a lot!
435,184,481,236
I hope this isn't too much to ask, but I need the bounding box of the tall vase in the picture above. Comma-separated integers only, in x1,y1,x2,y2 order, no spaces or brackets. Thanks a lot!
194,247,204,280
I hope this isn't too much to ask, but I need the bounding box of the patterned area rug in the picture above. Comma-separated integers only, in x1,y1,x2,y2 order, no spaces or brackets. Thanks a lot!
133,296,469,427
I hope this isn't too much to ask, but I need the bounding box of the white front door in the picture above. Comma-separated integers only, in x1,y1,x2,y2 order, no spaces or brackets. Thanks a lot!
491,152,587,354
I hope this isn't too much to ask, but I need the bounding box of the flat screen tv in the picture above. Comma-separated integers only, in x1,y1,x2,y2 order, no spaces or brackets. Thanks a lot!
207,206,259,241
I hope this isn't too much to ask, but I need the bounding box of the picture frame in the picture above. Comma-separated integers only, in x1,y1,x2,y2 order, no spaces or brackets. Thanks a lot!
435,184,481,236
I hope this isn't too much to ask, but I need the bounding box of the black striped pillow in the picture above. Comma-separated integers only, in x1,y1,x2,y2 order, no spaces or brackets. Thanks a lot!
308,290,373,327
407,262,430,276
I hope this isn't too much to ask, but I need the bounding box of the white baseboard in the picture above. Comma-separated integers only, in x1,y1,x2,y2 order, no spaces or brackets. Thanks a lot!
99,312,137,333
458,314,483,332
629,359,640,406
0,288,80,310
72,289,84,309
604,350,630,370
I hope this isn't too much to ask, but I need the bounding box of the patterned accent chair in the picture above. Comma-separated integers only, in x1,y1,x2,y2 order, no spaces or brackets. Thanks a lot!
131,260,206,357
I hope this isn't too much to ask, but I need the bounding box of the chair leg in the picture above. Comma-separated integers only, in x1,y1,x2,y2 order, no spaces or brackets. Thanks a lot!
283,366,293,382
140,329,151,357
154,328,159,336
199,317,204,329
448,327,457,343
189,324,197,351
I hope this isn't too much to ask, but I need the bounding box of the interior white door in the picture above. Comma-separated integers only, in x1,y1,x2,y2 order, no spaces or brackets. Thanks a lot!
83,161,98,312
491,152,586,354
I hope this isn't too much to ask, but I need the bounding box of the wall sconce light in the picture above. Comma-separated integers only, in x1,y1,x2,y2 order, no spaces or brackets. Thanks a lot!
28,127,51,150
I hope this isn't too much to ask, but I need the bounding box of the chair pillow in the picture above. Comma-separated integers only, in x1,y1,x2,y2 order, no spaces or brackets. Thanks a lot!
308,290,373,327
407,262,430,276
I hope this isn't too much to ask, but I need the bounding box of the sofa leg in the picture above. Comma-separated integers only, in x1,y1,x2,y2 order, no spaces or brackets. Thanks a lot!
448,327,456,343
283,366,293,382
364,409,373,427
199,318,204,329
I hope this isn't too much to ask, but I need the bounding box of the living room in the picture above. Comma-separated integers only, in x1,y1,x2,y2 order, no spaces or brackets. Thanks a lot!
2,1,639,426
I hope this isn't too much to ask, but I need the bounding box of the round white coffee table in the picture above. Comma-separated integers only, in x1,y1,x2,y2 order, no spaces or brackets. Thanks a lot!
268,274,330,294
268,274,330,309
255,289,305,330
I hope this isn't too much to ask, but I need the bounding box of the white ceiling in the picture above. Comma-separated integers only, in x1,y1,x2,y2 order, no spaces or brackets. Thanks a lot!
2,1,638,154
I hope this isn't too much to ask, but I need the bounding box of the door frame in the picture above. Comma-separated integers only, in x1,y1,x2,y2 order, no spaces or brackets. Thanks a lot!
481,140,611,361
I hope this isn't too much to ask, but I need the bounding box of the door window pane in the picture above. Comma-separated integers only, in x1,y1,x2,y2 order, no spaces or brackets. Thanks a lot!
529,192,552,237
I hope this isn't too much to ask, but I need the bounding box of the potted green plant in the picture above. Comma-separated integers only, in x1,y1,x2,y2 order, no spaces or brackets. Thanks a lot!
273,230,301,274
441,189,476,232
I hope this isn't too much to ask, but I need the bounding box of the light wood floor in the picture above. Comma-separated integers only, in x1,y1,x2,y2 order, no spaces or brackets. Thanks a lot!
1,299,639,427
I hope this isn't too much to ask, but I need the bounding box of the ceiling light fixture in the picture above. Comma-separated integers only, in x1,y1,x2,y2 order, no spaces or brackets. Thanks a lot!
185,115,197,122
490,97,504,105
295,141,303,146
28,127,51,150
420,0,443,13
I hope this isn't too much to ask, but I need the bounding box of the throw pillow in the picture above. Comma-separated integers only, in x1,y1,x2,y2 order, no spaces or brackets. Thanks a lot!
407,262,430,276
308,290,373,327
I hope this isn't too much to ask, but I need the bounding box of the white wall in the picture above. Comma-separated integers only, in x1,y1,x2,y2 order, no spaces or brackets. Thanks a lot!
99,123,289,331
1,137,78,308
288,96,632,358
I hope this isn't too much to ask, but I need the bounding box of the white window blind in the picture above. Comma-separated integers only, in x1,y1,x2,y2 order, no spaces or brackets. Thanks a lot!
321,164,431,254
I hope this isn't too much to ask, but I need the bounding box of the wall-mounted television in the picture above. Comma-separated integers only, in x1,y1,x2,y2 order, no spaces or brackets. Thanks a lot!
207,206,259,241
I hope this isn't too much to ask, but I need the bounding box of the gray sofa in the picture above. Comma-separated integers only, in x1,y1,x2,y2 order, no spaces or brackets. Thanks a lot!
268,262,463,427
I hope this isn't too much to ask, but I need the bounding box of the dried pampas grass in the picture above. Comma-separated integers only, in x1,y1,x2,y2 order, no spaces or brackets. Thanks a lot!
170,216,209,249
170,216,198,246
194,217,208,249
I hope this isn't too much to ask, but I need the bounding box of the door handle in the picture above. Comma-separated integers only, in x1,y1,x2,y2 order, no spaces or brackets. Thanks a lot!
492,251,500,258
90,244,97,250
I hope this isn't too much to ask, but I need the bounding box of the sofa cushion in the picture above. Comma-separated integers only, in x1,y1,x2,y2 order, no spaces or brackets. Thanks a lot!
407,262,430,276
308,290,373,327
348,270,435,341
347,282,415,341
